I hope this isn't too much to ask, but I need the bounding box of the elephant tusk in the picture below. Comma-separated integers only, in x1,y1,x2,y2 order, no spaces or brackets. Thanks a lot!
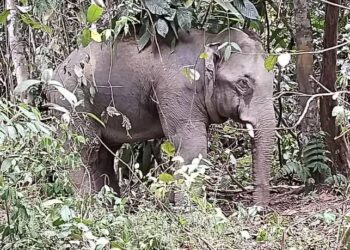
246,123,255,138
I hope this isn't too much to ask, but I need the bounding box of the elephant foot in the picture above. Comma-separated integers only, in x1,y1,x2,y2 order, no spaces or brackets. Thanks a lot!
69,167,95,195
69,166,120,196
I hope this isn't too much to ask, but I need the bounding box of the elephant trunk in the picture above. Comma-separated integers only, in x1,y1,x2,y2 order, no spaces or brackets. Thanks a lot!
251,104,275,206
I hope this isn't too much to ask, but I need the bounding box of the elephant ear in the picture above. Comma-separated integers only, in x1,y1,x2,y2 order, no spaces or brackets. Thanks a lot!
204,43,223,123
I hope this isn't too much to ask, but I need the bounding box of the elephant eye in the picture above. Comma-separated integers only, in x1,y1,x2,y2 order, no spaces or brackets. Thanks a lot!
235,78,252,95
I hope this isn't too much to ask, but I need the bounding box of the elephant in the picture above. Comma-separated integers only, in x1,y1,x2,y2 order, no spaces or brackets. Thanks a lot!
49,28,275,206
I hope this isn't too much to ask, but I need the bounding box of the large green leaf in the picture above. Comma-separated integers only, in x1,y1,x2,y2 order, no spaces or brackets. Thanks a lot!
144,0,170,15
214,0,242,19
87,4,103,23
138,30,151,51
81,28,92,47
177,8,192,31
232,0,259,20
156,18,169,38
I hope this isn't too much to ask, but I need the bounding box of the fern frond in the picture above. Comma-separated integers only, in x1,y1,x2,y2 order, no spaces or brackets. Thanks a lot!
302,134,332,179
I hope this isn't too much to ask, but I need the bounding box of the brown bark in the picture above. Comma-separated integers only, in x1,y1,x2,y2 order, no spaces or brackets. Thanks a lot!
293,0,320,136
319,0,350,175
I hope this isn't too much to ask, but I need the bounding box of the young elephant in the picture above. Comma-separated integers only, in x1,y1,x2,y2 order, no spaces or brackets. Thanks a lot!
49,29,275,206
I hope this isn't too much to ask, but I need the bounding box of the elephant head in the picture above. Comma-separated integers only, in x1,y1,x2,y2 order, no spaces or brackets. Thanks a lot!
204,36,275,206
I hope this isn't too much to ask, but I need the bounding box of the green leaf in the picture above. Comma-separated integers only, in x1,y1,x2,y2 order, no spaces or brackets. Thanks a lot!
18,106,38,120
81,28,92,47
7,126,17,140
42,199,63,208
332,106,345,118
35,122,52,135
232,0,259,20
1,158,13,172
91,30,102,42
323,211,336,224
60,205,74,222
87,4,103,23
20,14,52,33
26,122,38,133
230,42,242,52
161,141,176,157
177,8,192,31
183,0,194,8
215,0,243,19
96,237,109,250
14,79,41,94
144,0,170,15
156,19,169,38
199,53,209,59
138,30,151,51
0,10,10,25
159,173,175,183
52,85,78,107
86,113,106,127
103,29,113,40
264,55,278,71
224,45,231,61
14,124,25,137
181,66,200,82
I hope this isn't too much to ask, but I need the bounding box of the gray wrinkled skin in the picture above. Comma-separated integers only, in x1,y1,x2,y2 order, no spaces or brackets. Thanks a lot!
49,29,275,206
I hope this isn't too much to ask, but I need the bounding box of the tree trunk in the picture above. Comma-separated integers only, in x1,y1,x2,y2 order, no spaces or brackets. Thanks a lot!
6,0,29,100
293,0,320,137
319,0,350,176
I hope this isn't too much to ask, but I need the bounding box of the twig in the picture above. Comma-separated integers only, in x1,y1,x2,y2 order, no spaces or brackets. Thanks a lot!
276,65,284,169
206,186,254,194
232,39,350,56
319,0,350,10
225,165,246,191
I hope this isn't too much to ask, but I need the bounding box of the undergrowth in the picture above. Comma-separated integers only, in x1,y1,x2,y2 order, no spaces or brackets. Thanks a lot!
1,100,350,250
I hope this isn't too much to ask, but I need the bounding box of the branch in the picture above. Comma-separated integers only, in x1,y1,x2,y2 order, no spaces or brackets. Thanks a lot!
6,0,29,98
319,0,350,10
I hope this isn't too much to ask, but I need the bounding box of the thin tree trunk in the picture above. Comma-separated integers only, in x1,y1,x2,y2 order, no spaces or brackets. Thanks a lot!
6,0,29,100
319,0,350,175
293,0,320,136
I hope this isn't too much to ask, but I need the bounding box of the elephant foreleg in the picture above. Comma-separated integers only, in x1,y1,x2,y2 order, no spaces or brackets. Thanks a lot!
169,122,208,164
163,121,208,206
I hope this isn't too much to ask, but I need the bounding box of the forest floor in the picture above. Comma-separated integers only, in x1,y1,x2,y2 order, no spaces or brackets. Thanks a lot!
1,181,349,249
203,185,350,250
1,166,349,250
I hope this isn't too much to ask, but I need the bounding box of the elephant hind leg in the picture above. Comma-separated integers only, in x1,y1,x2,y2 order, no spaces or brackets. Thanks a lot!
71,141,121,195
92,143,121,194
